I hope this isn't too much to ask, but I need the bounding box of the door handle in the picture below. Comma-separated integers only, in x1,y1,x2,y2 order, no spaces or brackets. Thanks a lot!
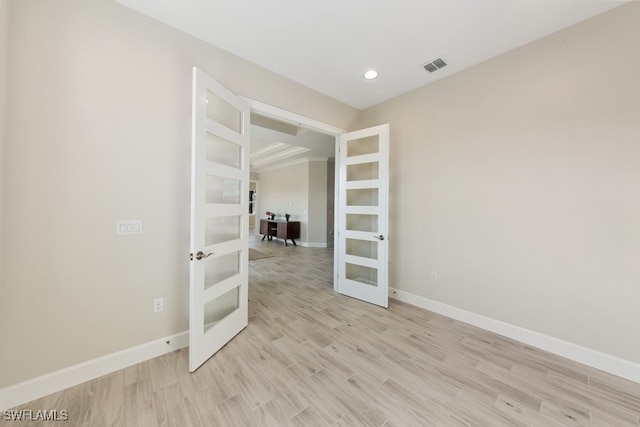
190,251,214,261
196,251,214,260
374,235,385,241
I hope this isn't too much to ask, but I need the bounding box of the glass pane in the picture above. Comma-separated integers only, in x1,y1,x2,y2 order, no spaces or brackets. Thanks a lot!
346,238,378,260
206,132,241,169
205,216,242,246
207,90,241,133
204,251,240,291
206,175,241,204
347,162,378,182
346,214,378,232
346,135,378,157
204,286,239,334
346,263,378,287
346,188,378,206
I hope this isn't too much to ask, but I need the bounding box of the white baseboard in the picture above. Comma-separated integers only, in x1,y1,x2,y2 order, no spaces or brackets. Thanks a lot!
0,331,188,411
389,287,640,384
302,242,328,248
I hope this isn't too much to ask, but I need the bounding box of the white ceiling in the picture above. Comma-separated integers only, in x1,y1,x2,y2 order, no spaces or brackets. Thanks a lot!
114,0,627,110
249,115,335,173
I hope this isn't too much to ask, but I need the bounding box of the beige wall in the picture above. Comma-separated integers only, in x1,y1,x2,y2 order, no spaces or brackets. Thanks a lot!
0,0,358,388
359,3,640,363
258,161,309,242
0,0,8,303
308,160,329,246
257,159,332,246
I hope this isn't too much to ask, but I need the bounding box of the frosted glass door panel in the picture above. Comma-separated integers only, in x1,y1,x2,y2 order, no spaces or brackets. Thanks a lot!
346,263,378,287
205,216,242,246
206,176,241,204
206,90,241,133
204,251,240,291
346,188,378,206
346,135,379,157
206,132,241,169
203,286,240,334
346,214,378,232
347,161,379,181
346,239,378,260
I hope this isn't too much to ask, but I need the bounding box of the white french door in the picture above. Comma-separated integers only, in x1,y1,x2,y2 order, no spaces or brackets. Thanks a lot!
336,124,390,308
189,67,250,372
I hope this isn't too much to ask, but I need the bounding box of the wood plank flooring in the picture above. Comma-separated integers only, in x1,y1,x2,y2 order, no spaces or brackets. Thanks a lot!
4,236,640,426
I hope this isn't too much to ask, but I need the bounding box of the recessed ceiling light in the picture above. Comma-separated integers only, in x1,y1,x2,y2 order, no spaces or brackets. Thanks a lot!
363,70,378,80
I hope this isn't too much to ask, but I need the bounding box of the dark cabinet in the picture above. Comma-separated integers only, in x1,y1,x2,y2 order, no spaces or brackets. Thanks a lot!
259,219,300,246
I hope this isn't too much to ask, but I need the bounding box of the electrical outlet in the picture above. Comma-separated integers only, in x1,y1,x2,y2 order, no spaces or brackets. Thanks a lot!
431,272,438,282
153,298,164,313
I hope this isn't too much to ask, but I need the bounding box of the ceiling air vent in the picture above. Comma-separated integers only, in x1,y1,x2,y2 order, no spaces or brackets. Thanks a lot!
422,57,447,73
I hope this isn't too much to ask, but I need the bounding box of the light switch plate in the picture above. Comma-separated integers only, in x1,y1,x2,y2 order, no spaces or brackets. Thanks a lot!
116,220,143,236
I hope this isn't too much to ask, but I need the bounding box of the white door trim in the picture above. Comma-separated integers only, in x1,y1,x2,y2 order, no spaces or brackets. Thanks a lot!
240,98,345,137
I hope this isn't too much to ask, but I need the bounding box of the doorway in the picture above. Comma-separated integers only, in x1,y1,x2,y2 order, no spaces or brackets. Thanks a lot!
189,70,389,374
244,98,390,308
246,99,343,252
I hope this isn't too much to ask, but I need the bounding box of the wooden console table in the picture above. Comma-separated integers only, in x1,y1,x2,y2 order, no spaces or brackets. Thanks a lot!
260,219,300,246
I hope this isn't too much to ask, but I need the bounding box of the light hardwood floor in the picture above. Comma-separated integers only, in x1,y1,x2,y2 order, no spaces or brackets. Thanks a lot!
4,235,640,426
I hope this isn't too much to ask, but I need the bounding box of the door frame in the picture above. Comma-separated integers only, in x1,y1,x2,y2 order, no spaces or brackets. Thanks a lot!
249,179,259,229
239,98,345,292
